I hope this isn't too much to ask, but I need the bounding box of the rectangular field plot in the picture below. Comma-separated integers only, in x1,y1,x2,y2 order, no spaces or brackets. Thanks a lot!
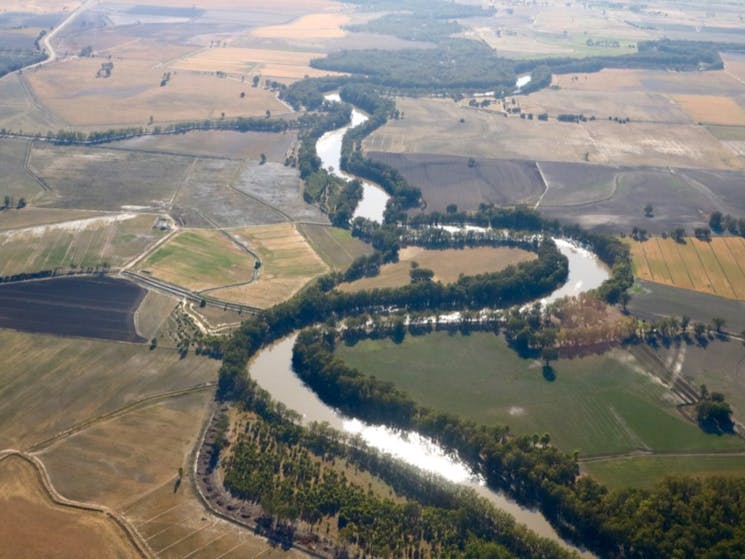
139,229,256,292
0,213,166,278
297,223,374,271
629,236,745,300
210,223,328,308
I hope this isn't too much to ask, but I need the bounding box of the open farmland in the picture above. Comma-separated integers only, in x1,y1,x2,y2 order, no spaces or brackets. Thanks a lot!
0,455,141,559
251,13,349,40
29,144,192,210
0,208,104,231
582,455,745,491
0,328,218,450
172,47,344,82
25,55,289,127
210,223,328,308
367,152,545,213
0,138,46,201
139,229,256,292
0,213,166,277
109,130,296,161
336,332,745,456
672,95,745,126
629,236,745,300
0,277,146,342
337,246,535,293
298,223,373,270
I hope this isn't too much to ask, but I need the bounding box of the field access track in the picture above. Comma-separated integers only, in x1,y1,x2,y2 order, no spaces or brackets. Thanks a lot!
0,276,146,342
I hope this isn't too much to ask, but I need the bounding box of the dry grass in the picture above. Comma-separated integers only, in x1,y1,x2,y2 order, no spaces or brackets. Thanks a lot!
629,236,745,300
0,329,219,450
26,56,288,127
0,213,166,277
139,229,256,292
172,47,344,82
134,291,179,340
117,0,337,8
252,13,349,39
0,455,141,559
338,246,535,293
672,95,745,126
0,208,103,231
210,223,328,308
297,223,374,271
0,0,76,13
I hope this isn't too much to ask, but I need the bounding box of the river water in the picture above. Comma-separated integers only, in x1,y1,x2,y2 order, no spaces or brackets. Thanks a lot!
249,242,607,556
316,93,390,223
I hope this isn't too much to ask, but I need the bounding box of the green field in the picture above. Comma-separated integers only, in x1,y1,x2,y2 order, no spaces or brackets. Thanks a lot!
336,332,745,456
140,229,256,291
297,223,374,271
582,455,745,490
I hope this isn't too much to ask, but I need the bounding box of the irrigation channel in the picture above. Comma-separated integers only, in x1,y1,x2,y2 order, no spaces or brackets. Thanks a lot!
284,90,608,555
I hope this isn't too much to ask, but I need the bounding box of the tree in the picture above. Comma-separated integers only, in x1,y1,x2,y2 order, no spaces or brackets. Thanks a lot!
672,228,686,243
618,291,630,312
693,322,707,340
16,197,25,209
252,75,260,87
711,317,726,333
260,153,267,165
265,109,271,119
644,203,654,218
696,391,734,433
709,210,724,232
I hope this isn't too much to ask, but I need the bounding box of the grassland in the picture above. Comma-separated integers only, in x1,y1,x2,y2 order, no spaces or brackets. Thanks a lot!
338,246,535,293
0,329,218,450
251,13,350,40
298,223,374,271
140,229,256,292
210,223,328,308
672,95,745,126
629,236,745,300
0,208,103,231
0,213,166,277
335,332,745,456
172,47,343,83
0,138,45,201
25,53,289,127
0,455,141,559
582,455,745,491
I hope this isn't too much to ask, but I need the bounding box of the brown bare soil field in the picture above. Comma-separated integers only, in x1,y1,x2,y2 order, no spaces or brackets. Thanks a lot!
0,213,166,277
629,236,745,300
298,223,374,271
365,97,742,169
40,390,211,509
0,455,141,559
172,47,344,82
338,246,535,293
252,13,349,39
211,223,328,308
368,152,544,212
0,329,218,449
25,57,288,127
109,129,296,161
672,95,745,126
139,229,256,292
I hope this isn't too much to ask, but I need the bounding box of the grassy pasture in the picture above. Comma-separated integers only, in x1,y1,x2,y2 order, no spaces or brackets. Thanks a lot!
0,455,141,559
335,332,745,456
0,329,218,450
0,213,166,277
298,223,374,271
211,223,328,308
140,229,256,292
582,455,745,491
629,237,745,300
26,54,288,127
172,47,343,83
337,246,535,293
0,138,45,201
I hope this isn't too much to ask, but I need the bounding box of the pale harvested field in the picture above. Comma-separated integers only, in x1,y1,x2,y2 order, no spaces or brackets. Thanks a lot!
0,0,77,13
0,455,140,559
40,391,211,509
0,138,47,201
134,291,179,341
338,246,535,293
629,236,745,300
0,213,166,277
0,74,67,135
298,222,374,271
140,229,256,292
672,95,745,126
722,53,745,83
172,47,344,82
115,0,338,9
0,208,103,231
0,329,218,449
26,57,288,127
252,13,349,39
211,223,328,308
365,97,742,169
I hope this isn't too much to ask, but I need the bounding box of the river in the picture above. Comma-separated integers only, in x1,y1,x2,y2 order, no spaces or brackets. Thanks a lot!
249,242,607,557
315,93,390,223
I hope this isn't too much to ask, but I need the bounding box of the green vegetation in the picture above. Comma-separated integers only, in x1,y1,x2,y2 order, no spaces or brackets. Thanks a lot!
335,332,744,456
582,456,745,491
